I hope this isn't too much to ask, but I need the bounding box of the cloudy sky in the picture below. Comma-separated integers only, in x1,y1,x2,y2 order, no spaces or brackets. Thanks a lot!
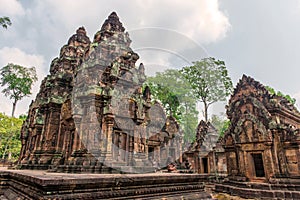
0,0,300,117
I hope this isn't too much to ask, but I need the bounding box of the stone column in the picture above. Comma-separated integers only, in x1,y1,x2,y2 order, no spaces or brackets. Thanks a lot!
155,146,160,164
297,143,300,175
128,134,134,165
55,122,63,152
237,148,245,176
125,132,130,164
271,130,281,176
120,133,126,161
34,125,43,151
72,115,82,152
113,131,119,160
142,125,148,158
103,114,114,160
265,142,275,179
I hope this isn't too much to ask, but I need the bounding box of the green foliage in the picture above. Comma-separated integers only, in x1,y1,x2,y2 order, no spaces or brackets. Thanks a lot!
210,114,224,133
265,86,275,95
146,69,198,143
18,114,27,120
210,114,230,137
0,17,11,29
0,113,23,161
146,69,195,118
220,120,230,137
265,86,296,105
181,109,198,142
0,63,38,116
180,57,233,122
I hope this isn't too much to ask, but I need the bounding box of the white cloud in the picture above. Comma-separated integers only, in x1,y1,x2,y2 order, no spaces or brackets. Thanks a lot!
39,0,229,74
0,0,25,16
33,0,230,44
133,0,231,43
0,47,46,116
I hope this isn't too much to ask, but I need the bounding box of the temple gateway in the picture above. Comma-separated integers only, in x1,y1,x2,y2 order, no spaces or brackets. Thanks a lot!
18,12,183,173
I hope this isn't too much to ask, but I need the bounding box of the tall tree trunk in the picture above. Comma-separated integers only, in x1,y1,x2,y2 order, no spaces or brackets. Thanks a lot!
2,143,8,159
11,99,17,117
204,101,208,122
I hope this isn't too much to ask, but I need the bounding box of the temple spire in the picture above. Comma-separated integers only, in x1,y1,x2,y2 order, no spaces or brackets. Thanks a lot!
100,11,125,32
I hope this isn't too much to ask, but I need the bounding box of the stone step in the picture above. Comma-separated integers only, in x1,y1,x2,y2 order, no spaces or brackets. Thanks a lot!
0,169,211,200
216,183,300,199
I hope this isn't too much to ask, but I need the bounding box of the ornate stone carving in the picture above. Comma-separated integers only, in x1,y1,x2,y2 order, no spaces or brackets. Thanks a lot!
18,12,182,173
224,75,300,181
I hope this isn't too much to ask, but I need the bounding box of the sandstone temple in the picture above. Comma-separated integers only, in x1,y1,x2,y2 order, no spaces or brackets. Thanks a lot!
1,12,300,200
183,120,226,174
216,75,300,198
18,12,183,173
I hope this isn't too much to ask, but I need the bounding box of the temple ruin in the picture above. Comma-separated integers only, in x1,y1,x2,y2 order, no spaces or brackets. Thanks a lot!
183,120,226,174
18,12,183,173
216,75,300,199
3,11,299,200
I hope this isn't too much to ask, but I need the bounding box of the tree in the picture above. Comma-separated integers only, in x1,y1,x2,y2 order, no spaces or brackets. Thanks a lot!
146,69,199,143
210,114,230,137
180,57,233,122
0,113,23,161
0,63,37,117
0,17,11,29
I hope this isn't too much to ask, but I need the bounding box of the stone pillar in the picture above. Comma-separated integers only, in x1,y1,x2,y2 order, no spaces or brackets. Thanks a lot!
55,122,63,152
72,115,82,152
271,130,281,176
133,126,139,153
297,143,300,175
125,132,130,164
198,153,202,173
194,150,201,173
113,131,119,160
34,125,43,151
128,134,134,165
238,147,245,176
120,133,126,161
155,146,160,164
142,125,148,158
265,142,275,179
103,114,114,160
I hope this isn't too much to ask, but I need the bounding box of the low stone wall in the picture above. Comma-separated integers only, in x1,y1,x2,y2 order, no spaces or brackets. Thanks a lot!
215,178,300,199
0,169,212,199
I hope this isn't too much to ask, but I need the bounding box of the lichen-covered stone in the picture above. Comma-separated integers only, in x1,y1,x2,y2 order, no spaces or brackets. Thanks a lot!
18,12,182,173
224,74,300,181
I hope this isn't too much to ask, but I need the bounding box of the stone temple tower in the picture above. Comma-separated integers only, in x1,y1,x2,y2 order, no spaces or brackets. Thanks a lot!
18,12,183,173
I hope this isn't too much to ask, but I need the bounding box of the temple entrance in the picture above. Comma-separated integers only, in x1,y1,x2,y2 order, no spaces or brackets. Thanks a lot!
252,153,265,177
202,157,208,173
148,146,154,159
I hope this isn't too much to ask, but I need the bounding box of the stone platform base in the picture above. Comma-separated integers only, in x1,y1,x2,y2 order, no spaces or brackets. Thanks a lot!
215,178,300,199
0,168,212,199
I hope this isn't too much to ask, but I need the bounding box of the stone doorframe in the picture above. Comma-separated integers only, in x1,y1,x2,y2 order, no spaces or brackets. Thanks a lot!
246,151,266,182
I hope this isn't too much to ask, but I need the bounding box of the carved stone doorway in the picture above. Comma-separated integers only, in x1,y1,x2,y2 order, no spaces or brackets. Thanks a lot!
202,157,208,173
148,146,154,159
252,153,265,177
